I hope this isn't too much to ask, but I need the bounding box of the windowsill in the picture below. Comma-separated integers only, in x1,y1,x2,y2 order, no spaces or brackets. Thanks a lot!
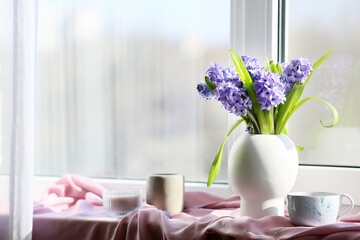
1,165,360,207
27,165,360,207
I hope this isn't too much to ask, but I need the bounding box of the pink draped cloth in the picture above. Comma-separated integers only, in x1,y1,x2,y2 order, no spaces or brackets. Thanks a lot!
32,175,360,240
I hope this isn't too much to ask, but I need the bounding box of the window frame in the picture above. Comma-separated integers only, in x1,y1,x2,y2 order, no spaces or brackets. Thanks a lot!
230,0,360,205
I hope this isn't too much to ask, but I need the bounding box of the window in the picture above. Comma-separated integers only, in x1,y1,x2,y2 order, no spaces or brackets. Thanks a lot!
287,0,360,167
36,0,230,181
229,0,360,204
2,0,359,204
282,0,360,204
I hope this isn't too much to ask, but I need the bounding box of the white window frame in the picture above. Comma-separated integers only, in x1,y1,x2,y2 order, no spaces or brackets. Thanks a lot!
9,0,355,206
230,0,360,205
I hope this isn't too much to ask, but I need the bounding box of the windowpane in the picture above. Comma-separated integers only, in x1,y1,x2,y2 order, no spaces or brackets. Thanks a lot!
288,0,360,166
36,0,230,181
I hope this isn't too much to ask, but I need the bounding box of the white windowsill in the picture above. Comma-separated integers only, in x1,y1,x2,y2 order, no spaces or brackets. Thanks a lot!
26,165,360,208
1,165,358,211
31,175,232,203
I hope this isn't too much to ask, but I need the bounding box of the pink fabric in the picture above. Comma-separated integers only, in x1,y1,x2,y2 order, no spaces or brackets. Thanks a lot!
33,175,360,240
34,174,103,213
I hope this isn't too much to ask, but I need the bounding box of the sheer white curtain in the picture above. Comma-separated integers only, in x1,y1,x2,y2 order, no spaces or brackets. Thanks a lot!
35,0,230,181
0,0,37,239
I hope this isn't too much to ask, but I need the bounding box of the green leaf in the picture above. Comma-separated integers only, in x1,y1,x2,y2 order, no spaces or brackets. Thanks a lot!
296,146,304,152
292,96,338,128
276,49,333,134
229,49,270,134
305,49,332,85
205,76,216,91
207,119,244,187
281,126,288,135
275,83,303,134
265,55,270,71
229,50,255,98
313,49,332,70
270,62,278,73
276,63,283,75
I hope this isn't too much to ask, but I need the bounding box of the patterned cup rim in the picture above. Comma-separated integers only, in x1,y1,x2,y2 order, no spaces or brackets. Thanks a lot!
287,192,339,197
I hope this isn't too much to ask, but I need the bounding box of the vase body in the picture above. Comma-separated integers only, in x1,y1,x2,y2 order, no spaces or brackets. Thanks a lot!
228,133,298,218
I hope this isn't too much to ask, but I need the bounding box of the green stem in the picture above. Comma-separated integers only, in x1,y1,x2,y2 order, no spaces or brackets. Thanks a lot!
247,111,261,134
254,105,269,134
274,107,279,133
263,110,273,134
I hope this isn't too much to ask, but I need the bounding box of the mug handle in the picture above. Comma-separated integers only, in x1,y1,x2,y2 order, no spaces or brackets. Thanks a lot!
337,194,354,221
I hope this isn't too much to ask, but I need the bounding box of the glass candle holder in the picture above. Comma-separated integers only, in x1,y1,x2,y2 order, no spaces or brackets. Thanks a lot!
102,186,142,217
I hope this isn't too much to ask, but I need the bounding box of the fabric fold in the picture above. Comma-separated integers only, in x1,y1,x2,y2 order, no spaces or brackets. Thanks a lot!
33,175,360,240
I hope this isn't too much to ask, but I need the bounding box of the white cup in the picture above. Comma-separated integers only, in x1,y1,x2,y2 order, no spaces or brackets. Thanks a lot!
287,192,354,226
146,174,184,215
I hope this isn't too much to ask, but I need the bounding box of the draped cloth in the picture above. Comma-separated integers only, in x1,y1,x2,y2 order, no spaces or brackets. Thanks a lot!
30,175,360,240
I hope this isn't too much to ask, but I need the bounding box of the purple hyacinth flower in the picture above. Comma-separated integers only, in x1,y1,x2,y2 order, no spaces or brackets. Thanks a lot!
206,63,226,85
197,62,253,117
241,56,264,81
217,82,252,117
254,70,286,111
223,66,241,84
281,57,313,94
206,62,240,85
197,82,215,100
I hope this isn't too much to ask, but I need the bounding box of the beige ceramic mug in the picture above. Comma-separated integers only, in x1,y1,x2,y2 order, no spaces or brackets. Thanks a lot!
146,174,184,215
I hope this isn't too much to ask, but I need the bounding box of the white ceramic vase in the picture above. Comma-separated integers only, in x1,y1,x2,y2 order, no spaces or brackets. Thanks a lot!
228,133,298,218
